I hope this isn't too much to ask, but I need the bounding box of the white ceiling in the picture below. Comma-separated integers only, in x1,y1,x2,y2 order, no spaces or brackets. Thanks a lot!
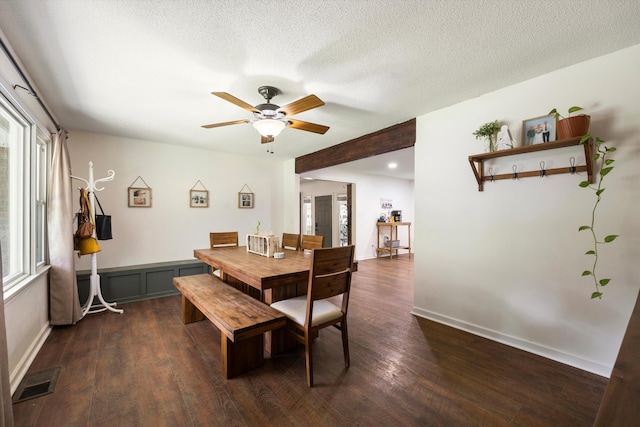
1,1,640,180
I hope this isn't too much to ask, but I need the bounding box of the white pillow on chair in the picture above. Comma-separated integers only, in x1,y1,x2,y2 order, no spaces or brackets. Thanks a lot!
271,296,343,327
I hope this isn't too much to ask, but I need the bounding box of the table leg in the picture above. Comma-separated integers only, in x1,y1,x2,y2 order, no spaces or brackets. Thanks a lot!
221,335,264,378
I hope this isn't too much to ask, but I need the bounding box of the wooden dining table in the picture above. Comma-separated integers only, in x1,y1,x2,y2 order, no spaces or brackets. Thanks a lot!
193,246,313,354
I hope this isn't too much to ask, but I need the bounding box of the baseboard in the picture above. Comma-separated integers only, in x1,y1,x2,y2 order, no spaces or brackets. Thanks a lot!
411,306,612,378
10,322,52,395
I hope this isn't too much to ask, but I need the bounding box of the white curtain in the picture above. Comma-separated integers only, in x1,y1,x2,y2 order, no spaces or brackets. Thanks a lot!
47,129,82,325
0,246,15,426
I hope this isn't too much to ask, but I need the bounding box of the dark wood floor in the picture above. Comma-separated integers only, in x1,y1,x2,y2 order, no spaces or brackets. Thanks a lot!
13,255,607,426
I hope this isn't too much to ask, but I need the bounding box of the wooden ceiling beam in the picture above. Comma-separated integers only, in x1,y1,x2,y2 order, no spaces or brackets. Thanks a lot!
295,118,415,174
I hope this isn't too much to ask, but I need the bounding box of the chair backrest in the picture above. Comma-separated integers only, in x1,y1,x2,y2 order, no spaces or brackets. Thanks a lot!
209,232,239,248
301,234,324,250
282,233,300,251
307,245,355,311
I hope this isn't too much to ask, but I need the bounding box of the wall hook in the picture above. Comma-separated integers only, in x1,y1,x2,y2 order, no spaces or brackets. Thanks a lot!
13,84,38,98
489,167,494,182
540,161,546,177
512,165,518,180
569,157,576,174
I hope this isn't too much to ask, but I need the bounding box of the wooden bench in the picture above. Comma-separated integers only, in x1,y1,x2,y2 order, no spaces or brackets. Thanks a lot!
172,274,286,378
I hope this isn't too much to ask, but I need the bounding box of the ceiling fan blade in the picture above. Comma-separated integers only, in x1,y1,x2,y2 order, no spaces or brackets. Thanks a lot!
201,119,249,129
261,135,275,144
212,92,260,113
277,94,324,116
287,119,330,134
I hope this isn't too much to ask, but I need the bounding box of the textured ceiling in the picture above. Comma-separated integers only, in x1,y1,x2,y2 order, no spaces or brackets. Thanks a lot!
1,0,640,178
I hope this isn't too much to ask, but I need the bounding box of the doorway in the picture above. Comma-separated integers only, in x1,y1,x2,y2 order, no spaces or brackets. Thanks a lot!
314,195,332,247
300,181,353,249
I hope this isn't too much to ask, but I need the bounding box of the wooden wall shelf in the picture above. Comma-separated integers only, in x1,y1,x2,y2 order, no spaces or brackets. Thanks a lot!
468,136,594,191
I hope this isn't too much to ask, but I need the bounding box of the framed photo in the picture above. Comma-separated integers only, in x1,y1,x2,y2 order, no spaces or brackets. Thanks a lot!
238,192,254,209
128,187,152,207
522,115,556,146
190,190,209,208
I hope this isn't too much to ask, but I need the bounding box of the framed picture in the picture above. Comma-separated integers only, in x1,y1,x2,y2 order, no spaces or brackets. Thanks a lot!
128,187,152,207
190,190,209,208
238,192,254,209
522,115,556,146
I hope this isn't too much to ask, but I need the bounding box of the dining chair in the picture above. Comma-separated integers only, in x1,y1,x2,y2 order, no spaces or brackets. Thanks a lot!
270,245,355,387
301,234,324,250
281,233,300,251
209,231,238,277
209,231,239,248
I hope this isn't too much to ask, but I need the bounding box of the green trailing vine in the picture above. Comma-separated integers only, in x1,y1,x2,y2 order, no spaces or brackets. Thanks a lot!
579,134,618,299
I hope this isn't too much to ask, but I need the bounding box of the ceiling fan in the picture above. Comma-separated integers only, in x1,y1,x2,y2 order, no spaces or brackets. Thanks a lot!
202,86,329,143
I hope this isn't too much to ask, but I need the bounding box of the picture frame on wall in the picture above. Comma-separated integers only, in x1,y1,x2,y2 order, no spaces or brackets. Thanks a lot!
190,190,209,208
128,187,152,207
522,114,556,146
238,192,254,209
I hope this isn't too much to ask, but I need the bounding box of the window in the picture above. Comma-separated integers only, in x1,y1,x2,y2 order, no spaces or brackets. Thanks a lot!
302,196,313,235
337,194,348,246
36,133,48,265
0,90,48,292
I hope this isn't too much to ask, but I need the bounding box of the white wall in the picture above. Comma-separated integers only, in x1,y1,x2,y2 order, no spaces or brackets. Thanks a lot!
4,273,50,394
413,44,640,377
67,131,417,265
299,169,414,261
68,131,286,270
282,159,300,234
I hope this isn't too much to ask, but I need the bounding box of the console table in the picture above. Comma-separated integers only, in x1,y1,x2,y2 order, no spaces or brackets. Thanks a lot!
376,222,411,259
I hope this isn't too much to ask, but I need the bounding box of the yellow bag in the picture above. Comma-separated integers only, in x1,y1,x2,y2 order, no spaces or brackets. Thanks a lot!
78,237,101,256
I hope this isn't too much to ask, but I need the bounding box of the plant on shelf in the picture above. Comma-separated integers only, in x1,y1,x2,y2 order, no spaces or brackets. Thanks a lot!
578,134,618,299
472,120,501,152
548,106,591,139
548,105,584,120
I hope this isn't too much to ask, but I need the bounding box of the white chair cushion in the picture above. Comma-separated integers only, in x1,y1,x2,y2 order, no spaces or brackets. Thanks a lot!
271,295,343,327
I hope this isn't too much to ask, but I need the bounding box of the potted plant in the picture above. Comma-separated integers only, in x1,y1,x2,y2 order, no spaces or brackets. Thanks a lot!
548,106,591,139
578,134,618,299
473,120,501,152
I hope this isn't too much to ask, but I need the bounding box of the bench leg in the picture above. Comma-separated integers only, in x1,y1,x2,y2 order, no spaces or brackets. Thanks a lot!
182,295,205,324
221,335,264,379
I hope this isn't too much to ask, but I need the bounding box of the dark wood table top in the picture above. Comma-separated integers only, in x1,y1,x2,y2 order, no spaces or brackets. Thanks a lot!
194,246,312,291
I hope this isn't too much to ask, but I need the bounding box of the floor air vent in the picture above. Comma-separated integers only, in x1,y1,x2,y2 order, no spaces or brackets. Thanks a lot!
12,367,60,404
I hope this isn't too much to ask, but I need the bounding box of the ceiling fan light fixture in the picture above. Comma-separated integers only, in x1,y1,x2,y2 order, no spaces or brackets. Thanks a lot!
253,119,286,137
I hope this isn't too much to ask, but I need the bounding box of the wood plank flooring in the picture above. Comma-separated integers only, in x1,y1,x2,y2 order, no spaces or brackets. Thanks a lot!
12,255,607,426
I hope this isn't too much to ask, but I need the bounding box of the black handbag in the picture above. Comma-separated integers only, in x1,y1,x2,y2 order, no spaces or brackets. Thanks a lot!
94,195,113,240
